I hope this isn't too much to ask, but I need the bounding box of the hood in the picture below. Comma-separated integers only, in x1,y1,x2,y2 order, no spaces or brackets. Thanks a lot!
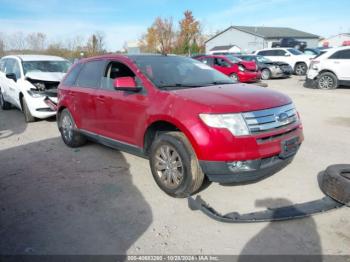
239,60,257,71
172,84,292,113
25,72,65,82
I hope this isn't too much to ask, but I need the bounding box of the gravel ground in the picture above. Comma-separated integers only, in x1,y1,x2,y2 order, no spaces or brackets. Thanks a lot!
0,76,349,256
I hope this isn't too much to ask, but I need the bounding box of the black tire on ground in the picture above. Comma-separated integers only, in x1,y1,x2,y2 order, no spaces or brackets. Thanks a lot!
0,88,11,110
149,131,205,198
319,164,350,206
22,97,35,122
229,73,239,82
261,68,271,80
58,109,86,147
294,62,307,76
317,72,338,90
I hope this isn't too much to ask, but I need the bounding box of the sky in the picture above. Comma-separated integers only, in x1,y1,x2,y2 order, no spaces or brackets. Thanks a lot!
0,0,349,51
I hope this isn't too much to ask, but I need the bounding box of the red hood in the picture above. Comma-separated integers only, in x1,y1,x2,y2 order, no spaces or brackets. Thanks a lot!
239,60,257,71
171,84,292,113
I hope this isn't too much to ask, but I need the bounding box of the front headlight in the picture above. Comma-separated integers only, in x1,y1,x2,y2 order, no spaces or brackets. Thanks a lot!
27,90,45,98
199,113,250,136
238,65,245,72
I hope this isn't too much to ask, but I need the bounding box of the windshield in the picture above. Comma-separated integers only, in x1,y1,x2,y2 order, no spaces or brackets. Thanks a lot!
224,55,242,63
287,48,303,55
132,56,235,89
22,60,71,75
256,55,272,63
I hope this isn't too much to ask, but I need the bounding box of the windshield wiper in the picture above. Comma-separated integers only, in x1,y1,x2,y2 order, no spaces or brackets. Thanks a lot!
204,81,235,86
158,83,204,89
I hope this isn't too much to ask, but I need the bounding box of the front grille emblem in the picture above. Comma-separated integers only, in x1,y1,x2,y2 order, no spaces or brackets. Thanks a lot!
276,112,289,123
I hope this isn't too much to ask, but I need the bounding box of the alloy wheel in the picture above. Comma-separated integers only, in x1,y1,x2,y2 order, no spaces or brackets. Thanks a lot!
61,115,73,142
319,75,334,89
295,64,306,75
154,144,184,189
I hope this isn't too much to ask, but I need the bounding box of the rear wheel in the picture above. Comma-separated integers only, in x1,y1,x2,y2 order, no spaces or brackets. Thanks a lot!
317,72,338,90
22,97,35,122
261,69,271,80
149,132,204,198
0,88,11,110
294,62,307,75
58,109,86,147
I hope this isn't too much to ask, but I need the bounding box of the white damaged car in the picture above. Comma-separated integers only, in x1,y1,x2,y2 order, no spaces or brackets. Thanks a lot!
0,55,71,122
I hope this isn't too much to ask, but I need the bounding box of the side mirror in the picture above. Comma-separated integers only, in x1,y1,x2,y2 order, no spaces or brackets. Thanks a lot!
6,73,17,82
113,77,142,92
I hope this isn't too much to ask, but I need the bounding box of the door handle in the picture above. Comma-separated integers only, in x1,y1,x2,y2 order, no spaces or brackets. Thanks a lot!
334,61,340,64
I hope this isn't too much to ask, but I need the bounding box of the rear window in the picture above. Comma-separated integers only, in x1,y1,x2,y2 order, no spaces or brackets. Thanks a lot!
62,63,83,86
75,60,106,88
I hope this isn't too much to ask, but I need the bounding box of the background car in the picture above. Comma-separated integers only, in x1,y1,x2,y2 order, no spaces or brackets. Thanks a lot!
237,54,293,80
0,55,71,122
271,37,307,50
194,54,261,82
254,48,315,75
305,46,350,89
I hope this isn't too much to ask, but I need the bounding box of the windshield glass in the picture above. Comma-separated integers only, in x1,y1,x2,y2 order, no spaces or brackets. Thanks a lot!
224,55,241,63
132,56,235,89
287,48,303,55
256,56,272,63
22,60,71,75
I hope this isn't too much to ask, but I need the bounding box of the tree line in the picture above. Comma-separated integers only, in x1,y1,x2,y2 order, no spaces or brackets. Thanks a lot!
139,10,206,55
0,31,107,59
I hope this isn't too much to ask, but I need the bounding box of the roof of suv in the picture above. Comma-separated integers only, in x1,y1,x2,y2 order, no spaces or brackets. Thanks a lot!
2,55,67,61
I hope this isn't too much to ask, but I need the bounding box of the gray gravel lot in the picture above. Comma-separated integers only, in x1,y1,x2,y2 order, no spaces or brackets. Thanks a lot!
0,76,349,255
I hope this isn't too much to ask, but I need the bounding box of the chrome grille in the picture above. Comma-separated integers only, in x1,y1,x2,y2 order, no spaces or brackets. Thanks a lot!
243,104,298,133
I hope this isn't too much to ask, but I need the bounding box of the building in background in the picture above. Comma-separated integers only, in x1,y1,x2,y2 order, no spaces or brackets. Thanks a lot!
319,33,350,47
205,26,320,54
125,41,141,54
208,45,241,54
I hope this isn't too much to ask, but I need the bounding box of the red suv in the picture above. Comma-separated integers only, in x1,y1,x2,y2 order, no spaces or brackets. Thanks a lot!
194,54,261,83
57,55,303,197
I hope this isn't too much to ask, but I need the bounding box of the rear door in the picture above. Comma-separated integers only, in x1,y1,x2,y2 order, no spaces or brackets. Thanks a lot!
95,59,149,145
328,49,350,81
72,60,106,133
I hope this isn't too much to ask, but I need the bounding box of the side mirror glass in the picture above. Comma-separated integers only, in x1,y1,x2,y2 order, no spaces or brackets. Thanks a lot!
113,77,142,92
6,73,17,82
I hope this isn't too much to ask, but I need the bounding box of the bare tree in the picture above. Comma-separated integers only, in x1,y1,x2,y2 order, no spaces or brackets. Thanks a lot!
8,31,26,50
154,17,174,54
26,32,46,51
0,34,5,56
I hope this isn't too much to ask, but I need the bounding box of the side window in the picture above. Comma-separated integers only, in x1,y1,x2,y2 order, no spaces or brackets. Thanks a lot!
4,59,21,79
274,50,286,56
62,63,83,86
329,50,350,59
214,58,230,67
199,57,214,66
75,60,106,88
101,61,136,90
258,50,273,56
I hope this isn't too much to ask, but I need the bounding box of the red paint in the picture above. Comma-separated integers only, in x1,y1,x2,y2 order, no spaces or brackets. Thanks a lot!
58,55,303,162
195,55,261,83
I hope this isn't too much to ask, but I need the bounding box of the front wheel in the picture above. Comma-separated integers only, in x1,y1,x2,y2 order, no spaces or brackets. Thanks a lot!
149,132,204,198
58,109,86,147
294,62,307,76
317,72,338,90
229,73,239,82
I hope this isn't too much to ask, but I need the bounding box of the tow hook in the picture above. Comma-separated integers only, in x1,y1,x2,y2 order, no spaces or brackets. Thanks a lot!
188,164,350,223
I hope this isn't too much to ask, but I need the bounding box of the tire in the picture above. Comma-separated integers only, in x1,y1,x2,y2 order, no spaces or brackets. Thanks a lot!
261,69,271,80
22,97,35,122
229,73,239,82
58,109,86,147
0,88,11,110
294,62,307,76
149,131,204,198
317,72,338,90
319,164,350,206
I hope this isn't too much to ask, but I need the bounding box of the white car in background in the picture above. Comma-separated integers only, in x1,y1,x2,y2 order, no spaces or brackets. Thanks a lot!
254,48,315,75
0,55,71,122
305,46,350,89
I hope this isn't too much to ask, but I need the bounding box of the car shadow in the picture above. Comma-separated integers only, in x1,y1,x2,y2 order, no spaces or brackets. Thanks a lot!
0,137,153,256
0,108,27,140
238,198,322,261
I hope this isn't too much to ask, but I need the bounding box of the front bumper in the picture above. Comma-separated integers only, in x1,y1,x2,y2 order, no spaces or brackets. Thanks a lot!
270,67,293,78
238,71,261,83
200,153,295,184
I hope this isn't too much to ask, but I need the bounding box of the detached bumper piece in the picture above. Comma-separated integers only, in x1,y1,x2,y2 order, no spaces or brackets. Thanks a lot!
189,164,350,223
44,96,58,111
188,195,344,223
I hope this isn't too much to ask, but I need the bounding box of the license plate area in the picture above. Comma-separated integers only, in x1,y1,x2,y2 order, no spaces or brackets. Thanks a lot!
280,137,299,159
